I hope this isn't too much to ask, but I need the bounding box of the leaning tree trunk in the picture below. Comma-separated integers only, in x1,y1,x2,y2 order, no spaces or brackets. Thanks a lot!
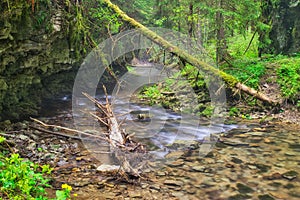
103,0,277,105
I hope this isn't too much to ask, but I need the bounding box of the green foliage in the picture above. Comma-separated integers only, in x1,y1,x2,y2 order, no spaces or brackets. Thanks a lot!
227,32,259,59
0,152,51,199
229,107,240,117
222,60,265,89
181,64,207,90
276,56,300,102
139,84,162,105
201,105,214,117
0,137,75,199
55,184,73,200
90,1,122,34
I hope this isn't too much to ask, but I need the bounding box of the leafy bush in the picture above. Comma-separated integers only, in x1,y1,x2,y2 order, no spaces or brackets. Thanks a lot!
0,136,74,200
223,59,265,89
276,58,300,102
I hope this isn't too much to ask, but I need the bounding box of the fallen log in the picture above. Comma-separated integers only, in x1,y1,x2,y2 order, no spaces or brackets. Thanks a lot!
103,0,278,105
32,88,146,178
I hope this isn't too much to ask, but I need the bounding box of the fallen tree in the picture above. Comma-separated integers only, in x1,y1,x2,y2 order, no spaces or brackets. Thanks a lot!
103,0,278,105
31,87,147,178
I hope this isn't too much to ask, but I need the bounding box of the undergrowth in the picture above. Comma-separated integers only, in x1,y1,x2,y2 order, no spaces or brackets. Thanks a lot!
0,136,75,200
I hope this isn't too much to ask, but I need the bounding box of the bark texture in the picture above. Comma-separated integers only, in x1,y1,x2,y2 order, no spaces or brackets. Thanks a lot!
260,0,300,55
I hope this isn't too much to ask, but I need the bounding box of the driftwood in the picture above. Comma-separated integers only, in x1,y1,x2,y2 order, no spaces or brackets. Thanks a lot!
103,0,277,105
31,88,146,178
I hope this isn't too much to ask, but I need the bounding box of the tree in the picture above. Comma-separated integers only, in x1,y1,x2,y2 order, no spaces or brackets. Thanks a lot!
259,0,300,55
102,0,277,105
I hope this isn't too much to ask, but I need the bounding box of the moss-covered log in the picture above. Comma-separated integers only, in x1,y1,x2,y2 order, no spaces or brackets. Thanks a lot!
103,0,277,105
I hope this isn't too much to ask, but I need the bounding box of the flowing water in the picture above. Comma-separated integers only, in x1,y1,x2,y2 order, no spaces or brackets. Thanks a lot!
38,95,300,200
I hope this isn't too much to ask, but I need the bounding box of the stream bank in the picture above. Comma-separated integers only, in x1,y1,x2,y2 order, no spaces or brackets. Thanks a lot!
2,118,299,200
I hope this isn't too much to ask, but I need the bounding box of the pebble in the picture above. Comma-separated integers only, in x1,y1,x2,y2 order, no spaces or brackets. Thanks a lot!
164,179,184,187
245,132,265,136
221,138,249,146
96,164,120,172
165,151,185,159
191,165,206,172
282,171,298,180
149,184,160,191
284,152,297,156
165,160,185,167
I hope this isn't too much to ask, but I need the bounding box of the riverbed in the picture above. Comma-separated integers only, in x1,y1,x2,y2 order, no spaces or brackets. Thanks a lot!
10,96,300,200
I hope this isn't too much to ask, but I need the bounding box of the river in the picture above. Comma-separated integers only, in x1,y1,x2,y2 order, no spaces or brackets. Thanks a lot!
35,94,300,199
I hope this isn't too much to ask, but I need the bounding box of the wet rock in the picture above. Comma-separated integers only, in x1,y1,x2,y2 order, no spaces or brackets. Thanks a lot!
253,128,267,132
264,138,272,143
171,191,185,197
263,172,282,180
156,171,166,176
165,151,185,159
220,138,248,146
247,165,257,170
165,160,184,167
96,164,120,172
284,151,297,156
128,191,142,198
228,194,252,199
255,164,271,173
282,170,298,180
290,188,300,198
200,177,215,187
164,179,184,187
245,132,265,136
235,134,249,138
191,165,206,172
258,194,275,200
250,137,263,142
231,157,243,164
236,183,254,193
249,143,260,147
73,178,90,187
149,184,160,191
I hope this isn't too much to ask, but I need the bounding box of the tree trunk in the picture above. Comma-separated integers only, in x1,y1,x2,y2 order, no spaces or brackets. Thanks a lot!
216,0,227,64
102,0,277,105
259,0,300,55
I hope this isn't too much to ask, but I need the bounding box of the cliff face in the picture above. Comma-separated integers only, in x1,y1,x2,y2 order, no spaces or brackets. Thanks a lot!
0,1,85,120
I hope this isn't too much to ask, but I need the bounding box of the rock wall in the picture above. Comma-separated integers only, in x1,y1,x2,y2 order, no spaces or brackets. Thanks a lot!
0,1,84,120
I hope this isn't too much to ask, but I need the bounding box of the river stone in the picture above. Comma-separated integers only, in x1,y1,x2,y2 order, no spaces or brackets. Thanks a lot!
282,170,298,180
73,178,90,187
221,138,248,146
149,184,160,191
164,179,184,187
289,188,300,198
236,183,254,193
258,194,275,200
156,171,166,176
18,134,29,140
97,164,120,172
165,160,185,167
191,165,206,172
165,151,185,159
128,191,142,198
171,191,185,197
284,151,297,156
245,132,265,136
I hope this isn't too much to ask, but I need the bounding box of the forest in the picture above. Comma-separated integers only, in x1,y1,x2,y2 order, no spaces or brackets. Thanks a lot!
0,0,299,199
